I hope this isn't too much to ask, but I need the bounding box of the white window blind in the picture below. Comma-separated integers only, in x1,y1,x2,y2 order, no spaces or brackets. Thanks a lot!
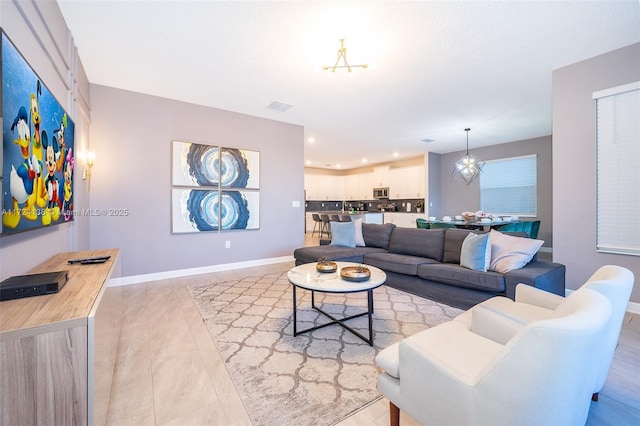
479,155,537,215
594,81,640,256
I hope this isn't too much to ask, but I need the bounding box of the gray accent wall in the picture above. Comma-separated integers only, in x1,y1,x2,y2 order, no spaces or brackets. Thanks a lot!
437,136,553,248
0,0,91,280
552,42,640,303
89,85,304,277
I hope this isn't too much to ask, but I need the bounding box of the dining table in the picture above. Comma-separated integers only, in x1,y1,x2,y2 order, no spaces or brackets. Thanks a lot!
427,218,521,230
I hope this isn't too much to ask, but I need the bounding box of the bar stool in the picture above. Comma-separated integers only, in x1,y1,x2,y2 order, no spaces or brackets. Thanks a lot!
329,214,341,222
340,215,352,222
311,213,322,236
320,214,331,238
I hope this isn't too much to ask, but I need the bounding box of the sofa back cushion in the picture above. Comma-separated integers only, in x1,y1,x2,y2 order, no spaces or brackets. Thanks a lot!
362,223,396,249
442,228,531,264
442,228,475,264
388,228,445,261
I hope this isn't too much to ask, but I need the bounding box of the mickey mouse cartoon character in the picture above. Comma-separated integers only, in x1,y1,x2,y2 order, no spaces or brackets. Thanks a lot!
41,130,61,224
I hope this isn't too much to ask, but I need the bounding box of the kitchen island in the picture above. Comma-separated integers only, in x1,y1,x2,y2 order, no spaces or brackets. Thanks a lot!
305,211,383,233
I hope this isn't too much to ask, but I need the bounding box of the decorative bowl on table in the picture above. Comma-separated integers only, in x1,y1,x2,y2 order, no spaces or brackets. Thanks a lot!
316,257,337,273
461,212,476,222
340,265,371,282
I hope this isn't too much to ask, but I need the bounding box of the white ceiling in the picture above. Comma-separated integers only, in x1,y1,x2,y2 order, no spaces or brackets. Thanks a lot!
57,0,640,170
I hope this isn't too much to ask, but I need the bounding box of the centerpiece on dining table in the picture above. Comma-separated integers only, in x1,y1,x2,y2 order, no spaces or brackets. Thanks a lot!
461,210,492,223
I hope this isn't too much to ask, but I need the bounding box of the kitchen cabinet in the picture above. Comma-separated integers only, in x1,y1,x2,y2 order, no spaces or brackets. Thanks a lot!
305,174,345,200
384,213,427,228
344,172,373,200
358,172,374,200
389,165,425,199
373,166,390,188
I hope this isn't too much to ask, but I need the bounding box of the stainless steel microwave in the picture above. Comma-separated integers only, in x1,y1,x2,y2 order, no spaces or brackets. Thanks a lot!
373,187,389,199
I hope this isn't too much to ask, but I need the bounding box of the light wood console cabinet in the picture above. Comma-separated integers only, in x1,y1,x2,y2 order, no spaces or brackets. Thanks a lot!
0,249,120,426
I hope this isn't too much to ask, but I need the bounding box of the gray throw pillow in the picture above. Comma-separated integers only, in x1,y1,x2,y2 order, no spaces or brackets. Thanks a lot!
331,221,356,247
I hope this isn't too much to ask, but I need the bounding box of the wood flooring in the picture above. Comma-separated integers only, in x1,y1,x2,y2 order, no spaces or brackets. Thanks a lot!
103,233,639,425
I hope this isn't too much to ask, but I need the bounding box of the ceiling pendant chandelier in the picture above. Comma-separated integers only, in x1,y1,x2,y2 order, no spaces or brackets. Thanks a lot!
323,39,368,74
452,128,484,185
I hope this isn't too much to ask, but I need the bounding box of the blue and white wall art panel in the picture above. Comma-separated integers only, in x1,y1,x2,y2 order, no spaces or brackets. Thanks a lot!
220,190,260,230
172,141,220,187
220,148,260,189
171,188,220,233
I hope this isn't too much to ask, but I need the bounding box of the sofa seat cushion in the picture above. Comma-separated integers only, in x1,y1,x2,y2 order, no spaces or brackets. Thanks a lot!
388,227,446,261
364,252,440,276
417,263,505,292
293,245,386,264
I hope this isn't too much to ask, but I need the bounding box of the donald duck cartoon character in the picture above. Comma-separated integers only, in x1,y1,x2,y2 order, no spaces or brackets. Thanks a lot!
2,106,41,228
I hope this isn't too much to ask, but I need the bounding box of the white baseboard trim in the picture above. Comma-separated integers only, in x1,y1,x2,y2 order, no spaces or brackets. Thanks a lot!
108,255,295,287
539,247,552,253
565,289,640,315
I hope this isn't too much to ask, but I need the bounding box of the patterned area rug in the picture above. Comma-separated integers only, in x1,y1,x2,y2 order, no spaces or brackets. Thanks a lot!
188,271,462,426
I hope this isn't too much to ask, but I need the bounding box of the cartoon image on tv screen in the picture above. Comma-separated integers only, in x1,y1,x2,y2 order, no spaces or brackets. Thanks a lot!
2,31,75,235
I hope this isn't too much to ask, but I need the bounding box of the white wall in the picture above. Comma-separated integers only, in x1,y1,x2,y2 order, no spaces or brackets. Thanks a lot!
89,85,304,277
552,42,640,303
0,0,91,280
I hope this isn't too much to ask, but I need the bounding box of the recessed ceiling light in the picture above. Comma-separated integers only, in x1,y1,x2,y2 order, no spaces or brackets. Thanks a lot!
393,152,399,157
307,137,315,144
305,160,311,165
362,158,368,163
336,164,341,168
267,101,293,112
421,138,435,143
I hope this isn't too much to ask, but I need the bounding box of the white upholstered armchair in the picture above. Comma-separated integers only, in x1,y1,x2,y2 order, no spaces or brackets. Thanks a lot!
375,288,612,425
456,264,634,401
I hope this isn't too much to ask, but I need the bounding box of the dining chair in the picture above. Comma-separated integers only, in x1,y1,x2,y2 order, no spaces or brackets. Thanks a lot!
497,221,540,238
429,222,456,229
416,218,430,229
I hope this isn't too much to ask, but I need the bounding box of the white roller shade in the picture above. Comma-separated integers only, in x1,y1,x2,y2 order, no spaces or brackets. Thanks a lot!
594,82,640,256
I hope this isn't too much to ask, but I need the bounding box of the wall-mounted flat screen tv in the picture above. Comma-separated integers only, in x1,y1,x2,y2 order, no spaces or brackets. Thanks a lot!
2,30,75,236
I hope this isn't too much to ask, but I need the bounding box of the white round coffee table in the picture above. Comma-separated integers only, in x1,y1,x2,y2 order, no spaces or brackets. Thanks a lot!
287,261,387,346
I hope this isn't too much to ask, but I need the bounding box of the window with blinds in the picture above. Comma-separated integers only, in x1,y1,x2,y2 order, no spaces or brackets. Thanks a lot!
594,81,640,256
479,155,537,215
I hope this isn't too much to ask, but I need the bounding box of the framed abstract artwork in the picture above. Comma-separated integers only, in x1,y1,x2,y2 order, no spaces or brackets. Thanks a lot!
172,188,219,233
171,141,260,233
172,141,260,189
220,190,259,230
2,31,76,235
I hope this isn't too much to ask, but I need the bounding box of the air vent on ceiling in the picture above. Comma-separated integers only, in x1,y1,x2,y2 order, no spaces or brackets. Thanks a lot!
421,138,435,143
267,101,293,112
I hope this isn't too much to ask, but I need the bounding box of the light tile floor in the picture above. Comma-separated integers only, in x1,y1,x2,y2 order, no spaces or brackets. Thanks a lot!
104,233,639,425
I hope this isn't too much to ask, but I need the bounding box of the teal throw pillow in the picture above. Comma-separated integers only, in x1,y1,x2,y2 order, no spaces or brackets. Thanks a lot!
460,232,491,271
331,221,356,247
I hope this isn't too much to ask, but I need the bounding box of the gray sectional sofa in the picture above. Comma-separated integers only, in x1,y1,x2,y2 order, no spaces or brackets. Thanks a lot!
294,223,566,309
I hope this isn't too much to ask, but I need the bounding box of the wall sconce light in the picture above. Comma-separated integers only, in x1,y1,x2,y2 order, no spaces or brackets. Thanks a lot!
323,39,368,74
78,150,95,190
